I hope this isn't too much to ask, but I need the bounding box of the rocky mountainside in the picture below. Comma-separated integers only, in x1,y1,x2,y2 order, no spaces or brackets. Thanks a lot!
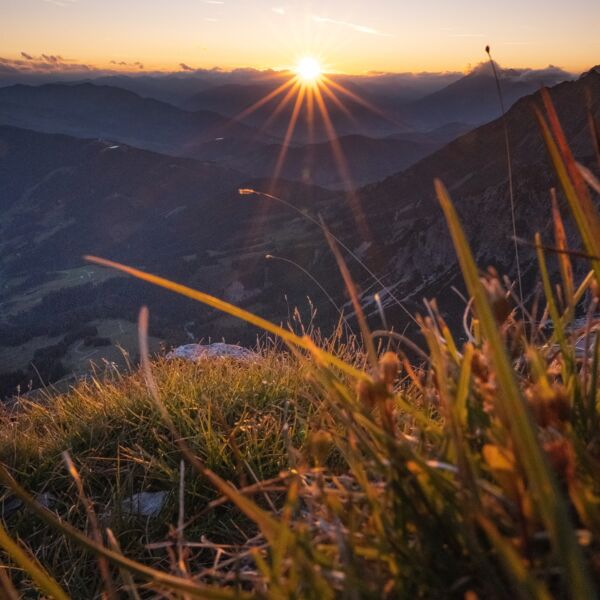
342,67,600,324
404,63,572,128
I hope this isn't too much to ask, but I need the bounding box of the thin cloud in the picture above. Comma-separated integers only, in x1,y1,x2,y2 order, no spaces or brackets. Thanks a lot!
1,53,92,73
110,59,144,69
202,0,224,3
272,7,285,15
204,17,220,22
448,33,486,38
42,0,78,6
312,15,392,37
179,63,194,71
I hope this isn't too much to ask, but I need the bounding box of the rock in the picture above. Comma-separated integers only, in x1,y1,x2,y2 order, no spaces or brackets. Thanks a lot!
121,491,168,518
36,492,58,509
166,343,257,362
0,495,23,518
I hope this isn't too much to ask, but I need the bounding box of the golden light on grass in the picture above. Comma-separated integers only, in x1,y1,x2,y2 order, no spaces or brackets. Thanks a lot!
295,56,322,83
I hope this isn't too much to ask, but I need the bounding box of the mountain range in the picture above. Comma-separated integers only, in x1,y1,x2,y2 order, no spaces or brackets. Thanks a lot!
0,64,597,397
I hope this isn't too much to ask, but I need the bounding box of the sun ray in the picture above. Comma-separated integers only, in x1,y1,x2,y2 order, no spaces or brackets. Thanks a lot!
270,84,307,187
257,78,301,137
233,77,297,124
306,84,315,144
241,84,306,264
321,75,405,128
313,83,372,242
317,80,358,125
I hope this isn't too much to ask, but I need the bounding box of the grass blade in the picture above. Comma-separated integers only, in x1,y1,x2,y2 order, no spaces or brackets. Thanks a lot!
534,96,600,282
435,178,594,596
0,520,70,600
478,517,552,600
550,189,574,305
84,254,367,382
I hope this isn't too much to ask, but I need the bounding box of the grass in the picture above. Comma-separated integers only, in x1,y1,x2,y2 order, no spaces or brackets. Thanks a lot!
0,92,600,598
0,349,321,596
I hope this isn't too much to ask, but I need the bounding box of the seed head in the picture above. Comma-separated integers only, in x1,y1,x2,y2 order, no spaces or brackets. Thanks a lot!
481,268,513,324
544,437,575,482
526,382,571,429
379,351,401,387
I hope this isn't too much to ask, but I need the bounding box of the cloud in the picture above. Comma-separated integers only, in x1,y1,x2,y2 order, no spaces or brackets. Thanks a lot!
179,63,194,71
204,17,220,22
42,0,78,6
0,53,92,74
272,7,285,15
312,15,391,37
110,59,144,69
202,0,224,3
468,61,572,82
448,33,486,38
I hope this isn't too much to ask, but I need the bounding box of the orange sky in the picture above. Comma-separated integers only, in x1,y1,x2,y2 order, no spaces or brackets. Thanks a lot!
2,0,599,74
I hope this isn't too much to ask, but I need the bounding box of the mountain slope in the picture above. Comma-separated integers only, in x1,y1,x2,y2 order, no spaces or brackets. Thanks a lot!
342,67,600,322
0,81,464,189
0,125,337,394
405,63,572,128
0,82,264,156
195,133,444,188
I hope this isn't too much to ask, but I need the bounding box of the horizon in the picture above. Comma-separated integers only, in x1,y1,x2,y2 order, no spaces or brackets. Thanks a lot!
2,0,600,76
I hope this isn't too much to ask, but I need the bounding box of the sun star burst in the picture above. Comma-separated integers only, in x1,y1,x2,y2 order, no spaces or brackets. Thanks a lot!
296,57,322,83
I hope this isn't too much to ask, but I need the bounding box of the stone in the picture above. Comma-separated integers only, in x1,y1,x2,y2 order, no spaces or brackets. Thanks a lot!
166,343,257,362
121,491,168,518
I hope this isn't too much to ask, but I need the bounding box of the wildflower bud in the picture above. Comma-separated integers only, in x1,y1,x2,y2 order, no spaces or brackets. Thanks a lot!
527,383,571,429
357,379,377,410
357,379,389,411
379,351,401,387
591,278,600,302
309,430,333,465
471,349,489,381
481,270,512,324
544,438,575,482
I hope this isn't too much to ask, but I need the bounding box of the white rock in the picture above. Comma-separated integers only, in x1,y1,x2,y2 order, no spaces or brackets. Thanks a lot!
121,491,168,518
166,343,257,362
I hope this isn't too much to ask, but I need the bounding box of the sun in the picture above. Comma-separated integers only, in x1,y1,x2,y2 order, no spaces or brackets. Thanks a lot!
296,57,322,83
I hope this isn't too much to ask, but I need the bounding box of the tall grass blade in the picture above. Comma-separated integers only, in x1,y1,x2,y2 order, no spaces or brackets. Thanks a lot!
84,255,367,382
320,219,378,370
0,568,20,600
550,189,574,305
478,517,552,600
535,92,600,282
435,178,594,596
0,520,70,600
486,46,524,312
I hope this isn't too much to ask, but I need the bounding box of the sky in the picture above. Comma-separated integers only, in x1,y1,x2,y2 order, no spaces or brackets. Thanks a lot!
1,0,599,74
